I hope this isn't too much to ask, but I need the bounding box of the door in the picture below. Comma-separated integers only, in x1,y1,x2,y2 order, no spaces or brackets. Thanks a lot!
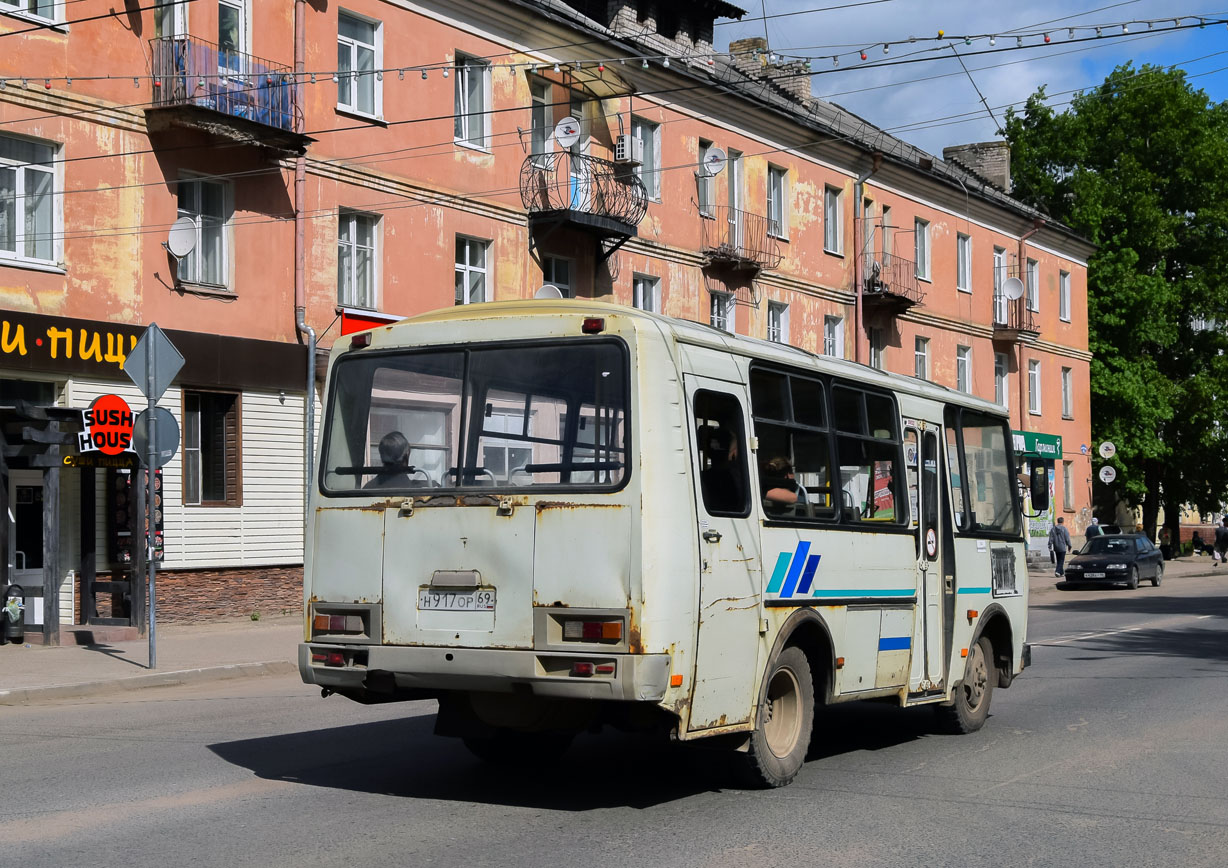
727,150,743,249
9,470,44,627
906,425,945,690
686,379,763,731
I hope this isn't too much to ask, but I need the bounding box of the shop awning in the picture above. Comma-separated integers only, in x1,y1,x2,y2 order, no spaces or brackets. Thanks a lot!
1013,430,1062,460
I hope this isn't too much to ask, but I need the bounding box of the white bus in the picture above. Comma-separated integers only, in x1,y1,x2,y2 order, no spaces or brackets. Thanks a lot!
300,300,1043,787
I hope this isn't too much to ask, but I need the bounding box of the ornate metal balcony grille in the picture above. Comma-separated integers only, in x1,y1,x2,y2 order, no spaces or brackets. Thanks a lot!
863,252,925,309
150,36,296,133
700,205,783,272
520,152,647,228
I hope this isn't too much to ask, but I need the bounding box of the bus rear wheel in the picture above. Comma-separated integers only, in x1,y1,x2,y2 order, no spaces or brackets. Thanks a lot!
935,636,994,734
734,646,814,788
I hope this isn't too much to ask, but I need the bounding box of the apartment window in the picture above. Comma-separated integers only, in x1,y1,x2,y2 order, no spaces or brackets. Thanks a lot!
542,255,572,297
957,345,971,393
1,1,58,22
632,117,660,199
869,327,885,370
767,166,787,238
218,0,247,73
183,391,241,507
1061,366,1073,418
767,301,789,344
154,0,185,37
956,233,972,292
337,12,381,117
529,79,553,166
994,352,1009,407
1026,258,1039,311
864,199,875,260
824,187,843,253
993,246,1008,323
176,177,229,287
454,54,490,148
710,291,734,333
1028,359,1042,414
914,336,930,380
0,134,56,264
1060,270,1071,321
1063,460,1074,510
881,204,892,257
633,273,660,313
823,316,844,358
914,218,930,279
337,210,378,309
697,139,715,216
454,236,488,305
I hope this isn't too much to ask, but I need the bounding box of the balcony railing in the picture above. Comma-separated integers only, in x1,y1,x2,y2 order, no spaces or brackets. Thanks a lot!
700,205,783,272
863,253,925,309
993,295,1039,339
150,36,295,133
520,152,647,230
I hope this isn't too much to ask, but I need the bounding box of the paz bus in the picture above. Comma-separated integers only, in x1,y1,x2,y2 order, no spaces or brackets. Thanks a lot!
300,300,1042,788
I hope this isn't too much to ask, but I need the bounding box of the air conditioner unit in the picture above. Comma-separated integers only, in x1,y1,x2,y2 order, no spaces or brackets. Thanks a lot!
614,134,643,166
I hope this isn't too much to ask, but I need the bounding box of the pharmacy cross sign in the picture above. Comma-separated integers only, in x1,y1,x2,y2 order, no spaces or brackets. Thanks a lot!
124,323,184,403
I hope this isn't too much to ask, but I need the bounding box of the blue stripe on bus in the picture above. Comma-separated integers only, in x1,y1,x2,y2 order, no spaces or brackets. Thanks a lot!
959,586,992,594
796,554,822,595
879,636,911,651
766,551,792,595
779,541,811,598
811,589,917,598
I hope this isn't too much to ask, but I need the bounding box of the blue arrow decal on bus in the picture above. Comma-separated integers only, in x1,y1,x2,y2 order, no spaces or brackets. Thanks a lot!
767,543,823,598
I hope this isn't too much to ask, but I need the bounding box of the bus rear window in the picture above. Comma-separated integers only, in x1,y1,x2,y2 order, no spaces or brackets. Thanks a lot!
322,341,629,494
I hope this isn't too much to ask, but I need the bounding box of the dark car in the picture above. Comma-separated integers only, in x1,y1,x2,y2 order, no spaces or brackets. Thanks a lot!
1061,533,1163,589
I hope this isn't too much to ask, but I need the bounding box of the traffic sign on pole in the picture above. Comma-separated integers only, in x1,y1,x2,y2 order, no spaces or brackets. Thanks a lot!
133,407,180,469
124,323,184,402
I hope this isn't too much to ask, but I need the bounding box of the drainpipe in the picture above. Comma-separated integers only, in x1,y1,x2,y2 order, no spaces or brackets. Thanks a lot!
294,0,315,523
852,152,883,364
1015,218,1044,432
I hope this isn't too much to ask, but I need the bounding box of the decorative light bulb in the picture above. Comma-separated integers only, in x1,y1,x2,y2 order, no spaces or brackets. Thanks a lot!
989,35,996,46
553,62,560,73
398,69,404,80
1068,28,1075,38
1043,33,1050,43
642,58,649,69
442,67,449,78
832,56,839,67
310,73,316,83
663,56,670,68
45,79,52,89
1016,36,1022,47
937,29,945,37
421,69,428,80
1095,27,1102,36
1122,24,1129,34
883,43,889,55
376,71,383,81
964,37,971,46
331,73,338,83
860,51,867,60
597,63,604,72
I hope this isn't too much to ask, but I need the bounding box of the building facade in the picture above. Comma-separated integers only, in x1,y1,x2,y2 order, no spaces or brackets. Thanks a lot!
1,0,1092,640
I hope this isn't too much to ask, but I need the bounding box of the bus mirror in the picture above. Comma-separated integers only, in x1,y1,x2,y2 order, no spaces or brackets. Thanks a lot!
1030,464,1050,511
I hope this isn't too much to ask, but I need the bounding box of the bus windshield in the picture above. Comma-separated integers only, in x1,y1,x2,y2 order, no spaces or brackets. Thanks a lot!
321,340,629,494
955,410,1019,536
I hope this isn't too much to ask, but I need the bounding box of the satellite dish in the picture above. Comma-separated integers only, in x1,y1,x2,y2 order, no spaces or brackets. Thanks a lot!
701,147,727,177
554,117,581,149
534,284,564,299
165,216,198,259
1001,276,1025,300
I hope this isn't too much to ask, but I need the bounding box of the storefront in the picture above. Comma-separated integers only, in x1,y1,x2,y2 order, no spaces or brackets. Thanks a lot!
1014,430,1062,557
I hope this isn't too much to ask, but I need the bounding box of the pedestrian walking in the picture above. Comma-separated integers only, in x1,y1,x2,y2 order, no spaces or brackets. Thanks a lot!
1214,517,1228,568
1049,516,1073,577
1086,517,1103,542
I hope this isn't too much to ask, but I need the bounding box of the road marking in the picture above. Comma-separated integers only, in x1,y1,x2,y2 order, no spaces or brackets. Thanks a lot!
1038,625,1144,646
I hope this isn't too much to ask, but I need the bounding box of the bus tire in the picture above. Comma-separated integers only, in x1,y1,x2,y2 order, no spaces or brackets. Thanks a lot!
462,729,574,766
935,636,994,734
734,646,814,788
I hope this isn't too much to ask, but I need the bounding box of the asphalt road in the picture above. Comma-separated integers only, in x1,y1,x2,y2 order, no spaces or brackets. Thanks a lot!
5,575,1228,868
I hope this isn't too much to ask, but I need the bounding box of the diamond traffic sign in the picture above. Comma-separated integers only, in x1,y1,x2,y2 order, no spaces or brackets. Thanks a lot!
125,323,184,403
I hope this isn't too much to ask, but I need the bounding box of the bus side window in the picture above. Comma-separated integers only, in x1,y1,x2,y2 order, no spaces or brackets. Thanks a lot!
694,390,751,517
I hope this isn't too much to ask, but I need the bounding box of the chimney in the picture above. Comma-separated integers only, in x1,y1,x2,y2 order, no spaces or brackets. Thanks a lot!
764,60,811,102
943,141,1012,193
728,38,810,103
729,36,767,78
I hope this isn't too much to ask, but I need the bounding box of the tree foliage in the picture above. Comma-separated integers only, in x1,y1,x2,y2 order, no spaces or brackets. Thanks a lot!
1004,65,1228,534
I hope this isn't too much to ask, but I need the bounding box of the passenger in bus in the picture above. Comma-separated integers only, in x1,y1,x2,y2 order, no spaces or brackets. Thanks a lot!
761,456,800,514
699,424,746,513
363,431,415,490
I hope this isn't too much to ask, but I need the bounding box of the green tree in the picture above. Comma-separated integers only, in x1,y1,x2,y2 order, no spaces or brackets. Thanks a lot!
1004,65,1228,540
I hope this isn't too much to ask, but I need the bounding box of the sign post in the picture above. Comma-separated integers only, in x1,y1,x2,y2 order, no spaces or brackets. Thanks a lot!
125,324,184,669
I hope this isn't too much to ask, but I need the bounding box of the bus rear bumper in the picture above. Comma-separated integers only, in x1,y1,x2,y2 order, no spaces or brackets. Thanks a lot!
299,643,672,703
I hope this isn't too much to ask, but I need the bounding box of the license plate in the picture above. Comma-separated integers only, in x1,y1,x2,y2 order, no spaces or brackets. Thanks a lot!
1084,572,1105,578
418,588,495,611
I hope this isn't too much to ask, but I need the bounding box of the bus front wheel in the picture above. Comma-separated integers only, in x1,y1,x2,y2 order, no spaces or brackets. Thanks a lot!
734,646,815,788
935,636,994,734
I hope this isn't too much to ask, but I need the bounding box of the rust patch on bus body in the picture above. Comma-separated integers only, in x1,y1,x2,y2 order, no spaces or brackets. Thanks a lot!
534,501,623,512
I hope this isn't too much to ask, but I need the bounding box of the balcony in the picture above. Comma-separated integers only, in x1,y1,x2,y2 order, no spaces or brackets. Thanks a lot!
993,296,1040,342
862,253,925,313
521,152,647,265
147,36,309,153
700,206,783,274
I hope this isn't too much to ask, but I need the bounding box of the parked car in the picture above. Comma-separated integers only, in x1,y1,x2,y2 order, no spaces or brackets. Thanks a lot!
1062,533,1163,589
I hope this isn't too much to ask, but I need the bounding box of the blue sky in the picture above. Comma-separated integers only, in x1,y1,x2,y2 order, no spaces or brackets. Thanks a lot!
714,1,1228,155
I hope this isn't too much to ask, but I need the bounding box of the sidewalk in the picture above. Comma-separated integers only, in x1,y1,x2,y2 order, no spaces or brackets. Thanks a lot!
0,615,302,706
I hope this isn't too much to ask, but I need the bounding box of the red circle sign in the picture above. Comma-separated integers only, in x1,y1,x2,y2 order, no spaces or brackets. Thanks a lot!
86,394,134,455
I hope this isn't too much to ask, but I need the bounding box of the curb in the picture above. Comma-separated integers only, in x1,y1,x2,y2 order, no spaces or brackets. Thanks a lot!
0,659,299,706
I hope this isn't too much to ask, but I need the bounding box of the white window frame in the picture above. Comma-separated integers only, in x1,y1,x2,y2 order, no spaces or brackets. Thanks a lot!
957,345,971,393
1063,460,1074,510
710,291,734,333
994,352,1009,408
217,0,250,72
0,133,60,267
1060,270,1071,322
1028,359,1042,414
1061,366,1073,419
454,235,489,305
529,78,553,167
631,116,660,200
956,233,972,293
1026,258,1039,312
542,255,573,297
869,326,885,370
824,186,843,254
337,10,383,119
767,166,788,239
914,218,930,280
632,273,661,313
767,301,789,344
914,336,930,380
697,139,715,217
454,53,491,150
1,0,61,25
337,209,379,310
176,174,231,289
823,315,844,358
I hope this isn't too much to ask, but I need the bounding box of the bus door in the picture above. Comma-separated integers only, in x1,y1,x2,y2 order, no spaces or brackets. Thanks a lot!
906,421,946,692
685,380,764,732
